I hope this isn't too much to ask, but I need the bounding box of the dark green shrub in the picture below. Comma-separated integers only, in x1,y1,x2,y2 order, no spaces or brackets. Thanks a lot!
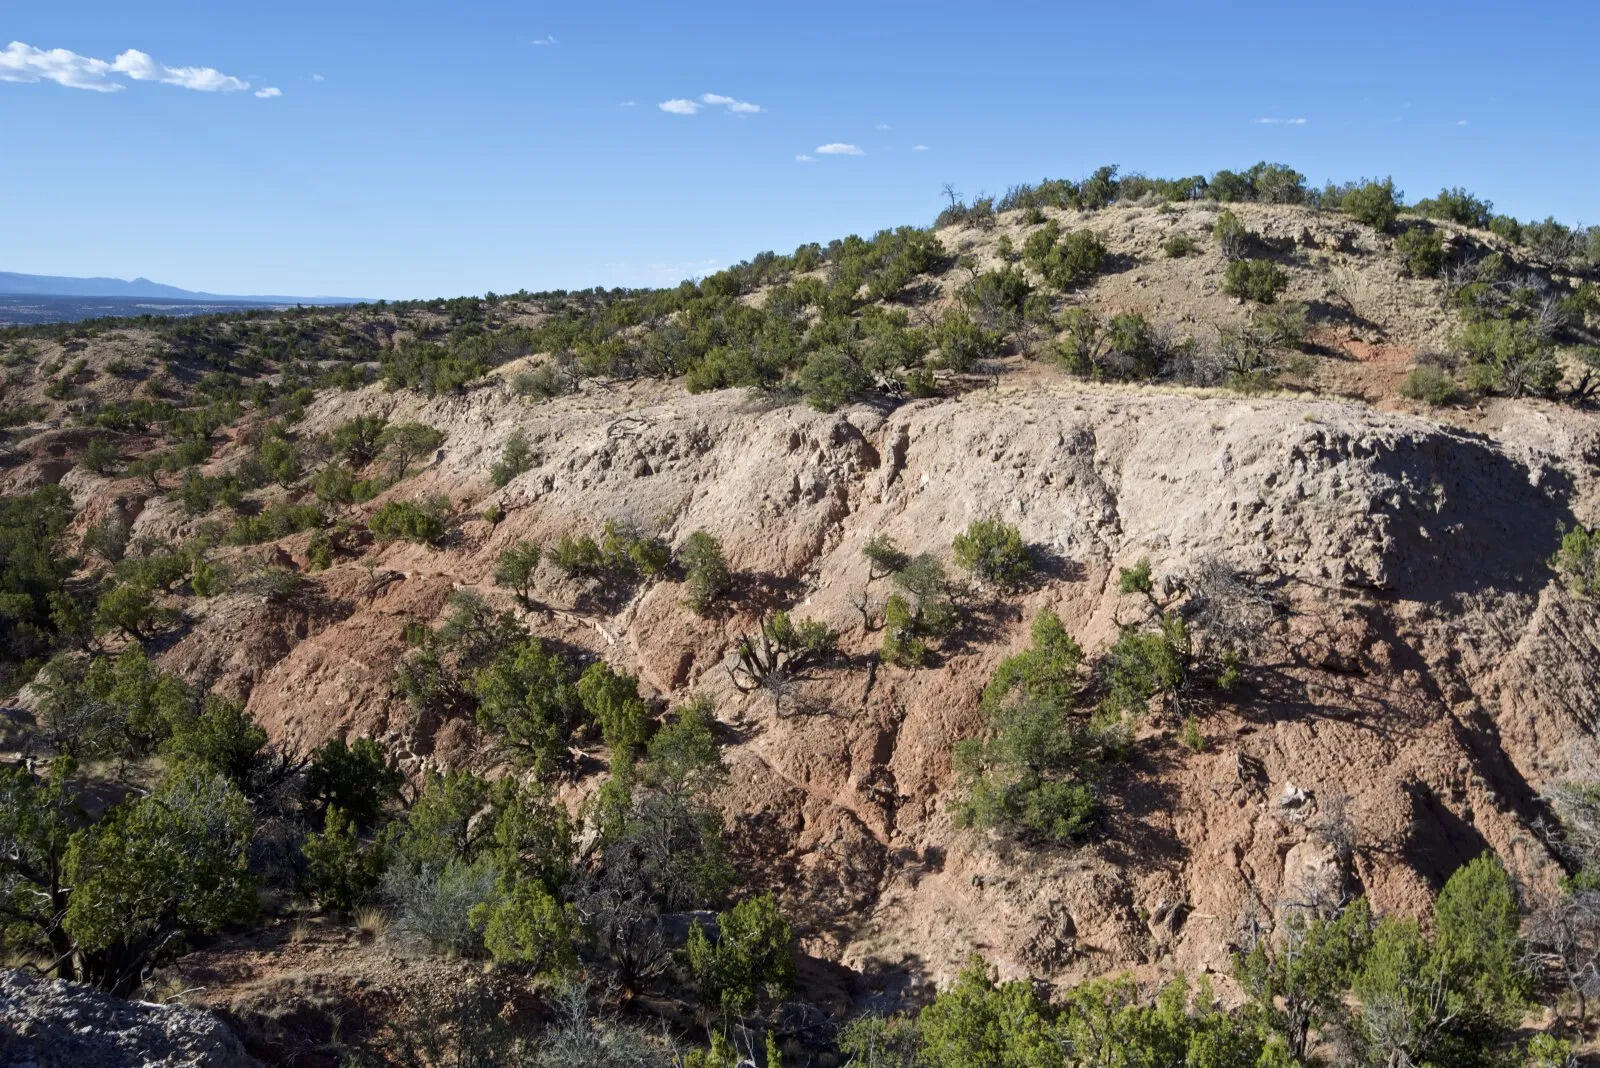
932,310,997,372
490,431,534,488
681,530,731,615
961,268,1031,324
1056,309,1169,380
1456,318,1559,397
331,415,387,467
304,736,402,828
83,436,119,475
1163,233,1200,258
879,594,929,668
951,515,1032,590
953,611,1107,843
1223,259,1289,304
1022,221,1106,289
494,540,542,606
577,661,652,756
798,349,871,411
1212,210,1252,260
685,893,795,1021
369,496,450,545
225,502,322,545
551,533,603,575
1551,525,1600,597
1400,364,1464,406
302,807,388,913
378,423,445,479
81,517,129,564
473,878,578,976
1414,187,1493,229
863,533,910,579
93,583,167,640
1341,178,1400,232
471,638,582,774
1396,226,1446,278
62,768,256,994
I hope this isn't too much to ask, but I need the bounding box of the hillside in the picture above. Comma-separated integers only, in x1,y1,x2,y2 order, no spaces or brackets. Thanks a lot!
5,166,1600,1065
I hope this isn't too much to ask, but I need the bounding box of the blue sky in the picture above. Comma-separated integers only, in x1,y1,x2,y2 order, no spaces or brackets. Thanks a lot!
3,1,1597,299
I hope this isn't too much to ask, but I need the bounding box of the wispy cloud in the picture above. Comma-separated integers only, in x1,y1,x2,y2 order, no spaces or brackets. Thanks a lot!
531,35,557,46
658,92,762,116
1,40,265,95
311,73,325,82
619,100,637,107
254,86,281,99
795,153,815,163
912,144,929,151
700,92,760,114
815,142,864,156
1255,116,1307,125
875,122,891,130
1455,119,1469,126
112,48,250,91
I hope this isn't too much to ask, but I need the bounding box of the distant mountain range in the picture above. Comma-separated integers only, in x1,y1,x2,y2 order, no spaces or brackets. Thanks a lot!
0,270,368,305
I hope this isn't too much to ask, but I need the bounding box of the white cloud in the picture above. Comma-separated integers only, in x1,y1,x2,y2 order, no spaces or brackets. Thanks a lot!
875,123,891,130
1,40,120,91
1455,119,1469,126
659,98,700,115
912,144,929,151
795,153,815,163
0,40,258,94
112,48,249,91
311,73,325,81
255,86,281,99
619,99,637,107
1255,116,1308,125
531,35,557,46
816,142,864,156
699,92,760,114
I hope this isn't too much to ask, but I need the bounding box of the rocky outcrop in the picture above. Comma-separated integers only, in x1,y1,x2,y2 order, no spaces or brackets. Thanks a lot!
0,969,258,1067
155,375,1599,993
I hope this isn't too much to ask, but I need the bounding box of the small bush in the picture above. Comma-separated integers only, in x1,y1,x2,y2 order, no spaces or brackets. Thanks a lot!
490,431,534,488
932,310,996,372
798,349,871,411
1022,221,1106,290
1551,525,1600,597
225,502,322,545
685,893,795,1020
1414,187,1493,229
1395,226,1446,278
1163,233,1200,258
1212,210,1252,260
303,807,388,913
83,436,119,475
1223,259,1289,304
472,879,579,976
951,516,1032,590
381,856,501,955
369,497,450,545
681,531,731,615
1341,178,1400,232
1400,364,1463,406
879,594,929,668
494,540,542,606
863,533,910,579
